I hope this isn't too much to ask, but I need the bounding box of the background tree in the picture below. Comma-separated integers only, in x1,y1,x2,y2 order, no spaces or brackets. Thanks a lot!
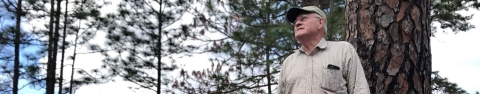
58,0,69,93
0,0,47,93
45,0,57,92
174,0,298,93
1,0,110,93
58,0,111,93
84,0,197,93
431,71,468,94
13,0,23,94
431,0,480,34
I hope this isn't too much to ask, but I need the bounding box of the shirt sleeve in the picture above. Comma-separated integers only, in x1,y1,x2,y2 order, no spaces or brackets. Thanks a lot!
345,46,371,94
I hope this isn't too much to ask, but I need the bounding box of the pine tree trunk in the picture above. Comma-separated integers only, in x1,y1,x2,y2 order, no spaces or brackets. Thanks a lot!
48,0,62,93
345,0,431,93
59,0,69,93
46,0,56,93
265,1,272,94
69,21,80,94
156,0,164,93
13,0,22,94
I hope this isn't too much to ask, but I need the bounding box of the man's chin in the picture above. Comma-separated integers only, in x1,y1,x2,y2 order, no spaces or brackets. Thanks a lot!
294,33,308,40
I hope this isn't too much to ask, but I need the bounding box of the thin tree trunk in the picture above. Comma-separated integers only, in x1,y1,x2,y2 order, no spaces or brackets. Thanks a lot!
46,0,56,93
157,0,164,93
69,20,80,94
266,47,271,94
265,0,272,93
325,0,334,40
13,0,22,94
48,0,63,93
344,0,431,93
58,0,68,93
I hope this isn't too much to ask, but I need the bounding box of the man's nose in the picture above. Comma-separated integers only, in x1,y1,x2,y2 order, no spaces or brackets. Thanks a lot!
295,22,303,28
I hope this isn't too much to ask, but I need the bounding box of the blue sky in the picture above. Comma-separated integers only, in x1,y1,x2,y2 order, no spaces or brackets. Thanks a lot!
0,3,45,94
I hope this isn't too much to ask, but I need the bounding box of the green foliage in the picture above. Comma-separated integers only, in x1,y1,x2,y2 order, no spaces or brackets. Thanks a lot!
431,71,468,94
432,0,480,34
324,0,345,41
0,11,45,94
2,0,114,93
174,0,298,93
85,0,197,93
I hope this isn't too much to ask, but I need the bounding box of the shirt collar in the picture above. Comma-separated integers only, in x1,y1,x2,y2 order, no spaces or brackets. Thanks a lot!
297,38,328,53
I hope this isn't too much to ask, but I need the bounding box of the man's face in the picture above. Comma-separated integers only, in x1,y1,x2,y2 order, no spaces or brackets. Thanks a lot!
293,13,324,39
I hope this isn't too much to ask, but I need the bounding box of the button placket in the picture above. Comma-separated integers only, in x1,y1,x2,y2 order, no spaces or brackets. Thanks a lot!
307,54,314,94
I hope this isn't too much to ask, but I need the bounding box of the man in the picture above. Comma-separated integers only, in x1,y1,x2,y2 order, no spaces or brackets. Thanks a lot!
278,6,370,94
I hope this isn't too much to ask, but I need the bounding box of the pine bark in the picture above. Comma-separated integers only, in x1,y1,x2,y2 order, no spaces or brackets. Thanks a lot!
345,0,432,93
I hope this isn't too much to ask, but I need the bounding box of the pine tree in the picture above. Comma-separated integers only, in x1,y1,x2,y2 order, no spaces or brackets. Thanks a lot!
67,18,79,94
58,0,69,93
58,0,110,93
88,0,196,93
431,71,468,94
174,0,298,93
46,0,57,93
431,0,480,34
0,0,42,94
0,0,48,93
2,0,110,93
344,0,432,93
13,0,23,93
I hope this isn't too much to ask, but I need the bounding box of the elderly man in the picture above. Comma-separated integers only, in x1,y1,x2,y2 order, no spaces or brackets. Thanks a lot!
278,6,370,94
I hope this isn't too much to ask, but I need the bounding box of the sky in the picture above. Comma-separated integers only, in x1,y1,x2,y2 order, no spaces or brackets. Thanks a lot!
430,11,480,93
1,0,479,94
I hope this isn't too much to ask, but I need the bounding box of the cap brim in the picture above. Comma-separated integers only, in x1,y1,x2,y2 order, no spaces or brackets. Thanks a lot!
286,8,312,23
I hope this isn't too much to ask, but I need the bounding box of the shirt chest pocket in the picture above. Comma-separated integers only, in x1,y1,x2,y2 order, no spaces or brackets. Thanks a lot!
321,64,344,92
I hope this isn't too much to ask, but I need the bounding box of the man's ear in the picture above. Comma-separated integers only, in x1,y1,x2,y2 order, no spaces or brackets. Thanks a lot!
318,18,325,30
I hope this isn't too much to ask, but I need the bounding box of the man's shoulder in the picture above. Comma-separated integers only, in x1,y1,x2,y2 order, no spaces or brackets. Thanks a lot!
284,51,299,61
326,40,355,49
282,51,299,65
